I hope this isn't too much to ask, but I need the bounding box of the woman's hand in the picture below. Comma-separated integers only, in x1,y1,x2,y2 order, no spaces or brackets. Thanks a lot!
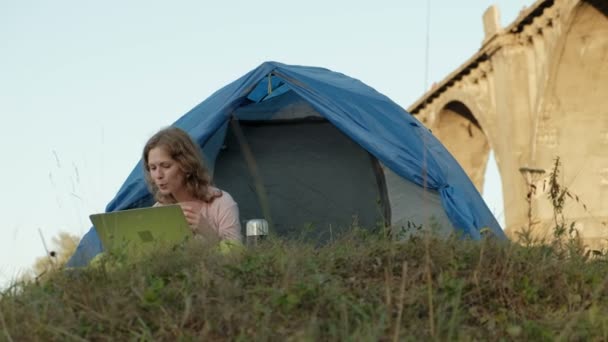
179,201,204,228
179,201,219,241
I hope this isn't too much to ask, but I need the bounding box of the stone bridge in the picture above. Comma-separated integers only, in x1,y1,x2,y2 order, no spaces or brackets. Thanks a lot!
408,0,607,246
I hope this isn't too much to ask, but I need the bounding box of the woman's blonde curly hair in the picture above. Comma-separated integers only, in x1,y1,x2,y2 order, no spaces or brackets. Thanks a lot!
143,127,217,203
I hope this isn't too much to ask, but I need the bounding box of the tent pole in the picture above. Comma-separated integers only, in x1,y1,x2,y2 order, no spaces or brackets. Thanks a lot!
230,117,275,234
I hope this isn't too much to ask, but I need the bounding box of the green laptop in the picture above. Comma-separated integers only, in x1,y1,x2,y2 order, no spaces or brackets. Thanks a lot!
90,205,192,259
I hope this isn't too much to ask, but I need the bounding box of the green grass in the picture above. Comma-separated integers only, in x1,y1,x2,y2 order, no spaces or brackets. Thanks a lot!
2,230,608,341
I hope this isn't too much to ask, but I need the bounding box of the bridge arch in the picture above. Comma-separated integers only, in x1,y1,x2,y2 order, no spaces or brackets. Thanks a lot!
431,89,497,150
432,92,495,192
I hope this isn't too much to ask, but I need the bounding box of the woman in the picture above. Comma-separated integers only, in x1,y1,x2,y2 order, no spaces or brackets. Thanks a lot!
143,127,242,244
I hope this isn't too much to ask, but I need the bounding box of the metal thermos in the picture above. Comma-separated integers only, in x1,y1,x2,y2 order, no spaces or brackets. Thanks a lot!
246,219,269,247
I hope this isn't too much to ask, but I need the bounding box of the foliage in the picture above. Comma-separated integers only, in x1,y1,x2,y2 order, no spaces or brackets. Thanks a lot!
3,158,606,340
17,232,79,284
2,229,608,341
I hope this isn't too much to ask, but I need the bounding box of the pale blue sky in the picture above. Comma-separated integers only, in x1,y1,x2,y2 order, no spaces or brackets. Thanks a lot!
0,0,534,285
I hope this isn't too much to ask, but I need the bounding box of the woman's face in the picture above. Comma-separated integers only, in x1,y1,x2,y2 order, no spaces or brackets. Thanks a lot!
147,146,186,197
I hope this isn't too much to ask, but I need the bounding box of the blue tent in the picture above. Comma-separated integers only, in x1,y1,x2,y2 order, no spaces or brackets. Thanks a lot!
67,61,505,267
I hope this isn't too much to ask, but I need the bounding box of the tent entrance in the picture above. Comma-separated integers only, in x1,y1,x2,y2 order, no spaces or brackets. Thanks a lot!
213,119,388,242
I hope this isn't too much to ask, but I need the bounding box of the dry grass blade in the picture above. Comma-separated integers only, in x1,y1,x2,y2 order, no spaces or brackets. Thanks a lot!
45,325,88,342
180,295,192,328
0,307,14,342
425,234,435,338
392,261,408,342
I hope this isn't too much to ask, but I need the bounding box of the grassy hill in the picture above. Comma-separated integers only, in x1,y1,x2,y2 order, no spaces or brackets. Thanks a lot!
2,229,608,341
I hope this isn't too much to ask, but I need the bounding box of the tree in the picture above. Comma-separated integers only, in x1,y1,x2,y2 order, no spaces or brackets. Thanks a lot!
20,232,79,283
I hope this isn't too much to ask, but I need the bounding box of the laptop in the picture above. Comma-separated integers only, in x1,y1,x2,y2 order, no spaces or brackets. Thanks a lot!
90,205,192,259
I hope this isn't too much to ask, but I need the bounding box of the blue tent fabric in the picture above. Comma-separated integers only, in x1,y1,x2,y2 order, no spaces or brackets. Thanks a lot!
67,61,505,267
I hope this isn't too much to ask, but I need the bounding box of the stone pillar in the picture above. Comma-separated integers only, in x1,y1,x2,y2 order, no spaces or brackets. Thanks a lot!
531,2,608,248
489,36,536,237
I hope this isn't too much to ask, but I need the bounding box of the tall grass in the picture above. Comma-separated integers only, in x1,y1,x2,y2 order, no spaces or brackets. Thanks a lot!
4,158,606,340
1,229,608,341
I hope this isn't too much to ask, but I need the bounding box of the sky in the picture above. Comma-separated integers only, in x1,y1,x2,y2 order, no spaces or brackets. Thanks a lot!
0,0,535,286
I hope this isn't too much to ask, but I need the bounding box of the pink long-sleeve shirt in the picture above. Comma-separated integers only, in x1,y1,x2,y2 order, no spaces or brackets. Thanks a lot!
155,187,243,243
197,188,242,242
